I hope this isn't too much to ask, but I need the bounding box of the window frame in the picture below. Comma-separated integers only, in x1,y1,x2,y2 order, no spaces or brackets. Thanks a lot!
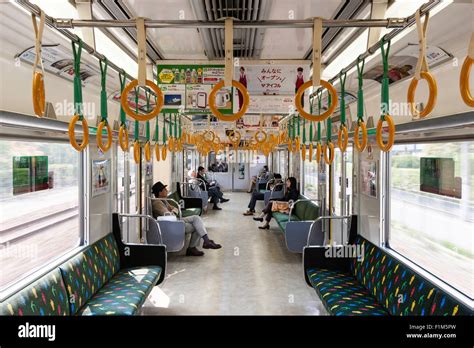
383,137,474,303
0,112,87,300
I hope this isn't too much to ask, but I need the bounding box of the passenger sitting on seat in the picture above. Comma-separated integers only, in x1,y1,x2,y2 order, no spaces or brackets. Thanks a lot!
248,165,269,193
254,177,299,229
151,181,222,256
243,174,283,216
197,166,229,210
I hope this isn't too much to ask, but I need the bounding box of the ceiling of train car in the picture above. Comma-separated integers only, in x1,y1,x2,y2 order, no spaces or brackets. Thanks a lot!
93,0,370,61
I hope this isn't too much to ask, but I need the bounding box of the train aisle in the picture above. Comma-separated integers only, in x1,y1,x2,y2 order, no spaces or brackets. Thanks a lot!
143,192,325,315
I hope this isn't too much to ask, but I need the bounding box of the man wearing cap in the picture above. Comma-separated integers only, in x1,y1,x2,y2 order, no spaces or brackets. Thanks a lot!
151,181,221,256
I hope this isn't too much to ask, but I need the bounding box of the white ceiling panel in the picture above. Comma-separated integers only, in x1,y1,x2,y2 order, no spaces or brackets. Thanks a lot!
260,0,344,59
123,0,207,59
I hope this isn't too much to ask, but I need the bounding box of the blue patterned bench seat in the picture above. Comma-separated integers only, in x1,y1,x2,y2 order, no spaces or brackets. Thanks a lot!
1,232,164,316
305,235,472,316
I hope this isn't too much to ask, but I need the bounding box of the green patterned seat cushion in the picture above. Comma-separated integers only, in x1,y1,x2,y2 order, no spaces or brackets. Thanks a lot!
293,200,319,221
167,191,180,207
430,292,472,316
181,208,201,217
273,212,299,231
350,235,471,316
59,234,120,314
77,266,162,316
0,269,69,316
307,268,388,316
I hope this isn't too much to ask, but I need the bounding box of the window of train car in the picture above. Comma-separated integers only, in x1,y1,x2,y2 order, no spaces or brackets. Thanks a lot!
279,150,288,179
116,147,126,214
0,139,82,289
389,141,474,299
303,148,318,199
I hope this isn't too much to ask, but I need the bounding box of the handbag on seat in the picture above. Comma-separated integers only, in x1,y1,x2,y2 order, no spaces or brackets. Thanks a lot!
271,201,290,214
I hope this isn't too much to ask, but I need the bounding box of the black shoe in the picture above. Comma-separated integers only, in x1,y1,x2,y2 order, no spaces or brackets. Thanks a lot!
203,240,222,249
258,224,270,229
213,205,222,210
220,198,229,203
186,247,204,256
253,217,263,222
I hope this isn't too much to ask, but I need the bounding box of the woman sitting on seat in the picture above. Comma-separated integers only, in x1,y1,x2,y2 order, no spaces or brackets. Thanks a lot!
151,181,221,256
253,177,299,229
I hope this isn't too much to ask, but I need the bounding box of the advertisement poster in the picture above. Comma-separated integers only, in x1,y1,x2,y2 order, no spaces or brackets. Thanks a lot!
363,44,452,85
156,64,232,114
92,159,110,197
361,160,377,198
17,44,101,84
233,64,310,95
159,84,186,110
235,94,298,114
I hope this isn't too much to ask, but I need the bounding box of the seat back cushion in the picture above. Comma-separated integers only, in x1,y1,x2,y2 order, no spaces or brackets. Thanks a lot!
0,268,70,316
430,291,472,316
167,191,180,208
294,200,308,221
59,233,120,314
350,235,465,316
303,202,319,221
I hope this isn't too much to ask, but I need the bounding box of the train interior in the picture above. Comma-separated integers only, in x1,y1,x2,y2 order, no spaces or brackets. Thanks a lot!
0,0,473,336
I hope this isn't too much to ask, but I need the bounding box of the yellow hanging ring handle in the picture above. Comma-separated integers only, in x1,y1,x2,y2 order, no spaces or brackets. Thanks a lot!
460,55,474,107
254,130,267,144
337,124,348,152
68,115,89,151
316,143,322,163
295,80,338,122
161,144,167,160
133,140,140,164
97,120,112,153
323,142,335,165
308,143,313,162
376,114,395,152
32,72,45,117
144,141,151,162
120,79,164,121
227,130,241,144
118,125,129,152
295,136,301,151
354,120,367,152
301,144,306,161
407,71,438,118
209,80,249,121
155,144,161,161
203,130,215,143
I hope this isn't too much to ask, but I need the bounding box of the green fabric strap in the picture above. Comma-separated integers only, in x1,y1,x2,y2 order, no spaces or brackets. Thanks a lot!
327,94,332,143
297,114,300,137
302,117,306,144
174,114,177,138
155,115,159,143
291,117,295,140
145,92,151,141
356,57,365,121
99,57,108,122
339,72,347,125
169,113,172,137
72,39,83,120
178,116,182,138
119,71,127,125
134,87,139,141
380,38,391,121
163,114,167,144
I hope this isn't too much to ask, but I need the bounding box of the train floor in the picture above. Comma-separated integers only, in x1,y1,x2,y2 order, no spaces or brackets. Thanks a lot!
143,192,327,315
